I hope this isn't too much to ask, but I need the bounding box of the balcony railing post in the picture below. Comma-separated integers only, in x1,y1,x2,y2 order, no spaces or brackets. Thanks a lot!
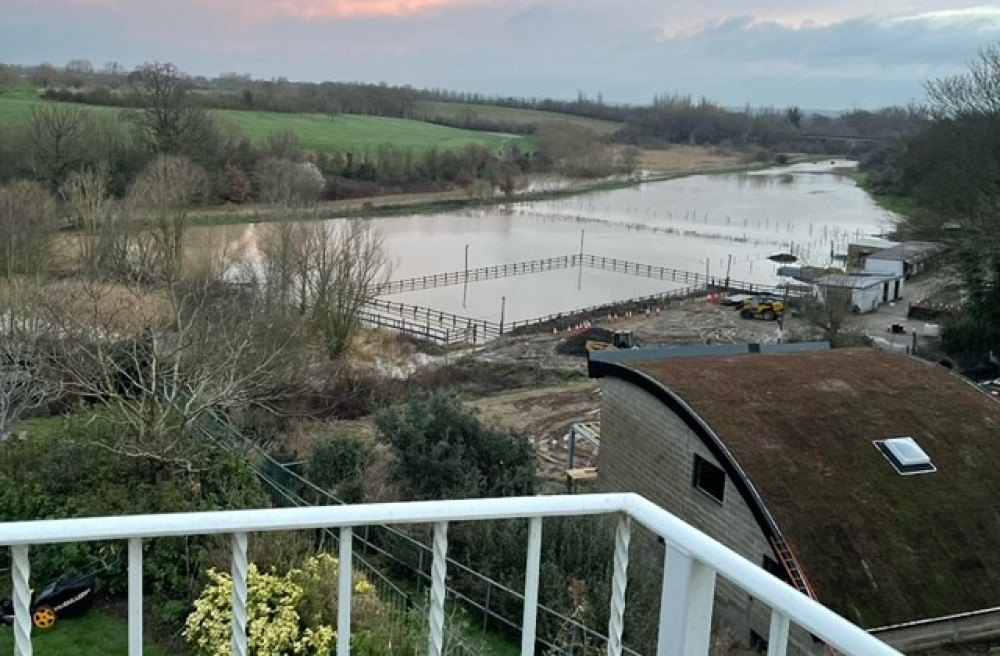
767,611,790,656
231,532,249,656
607,515,631,656
12,545,31,656
657,546,716,656
520,517,543,656
128,537,143,656
428,522,449,656
338,527,353,655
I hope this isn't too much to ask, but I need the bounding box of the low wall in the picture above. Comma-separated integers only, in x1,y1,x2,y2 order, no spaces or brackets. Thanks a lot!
871,607,1000,652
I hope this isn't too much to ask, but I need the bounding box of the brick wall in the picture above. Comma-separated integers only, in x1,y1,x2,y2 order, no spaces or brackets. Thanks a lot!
597,376,822,654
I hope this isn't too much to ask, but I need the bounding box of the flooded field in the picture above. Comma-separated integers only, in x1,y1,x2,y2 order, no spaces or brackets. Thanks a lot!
195,160,892,324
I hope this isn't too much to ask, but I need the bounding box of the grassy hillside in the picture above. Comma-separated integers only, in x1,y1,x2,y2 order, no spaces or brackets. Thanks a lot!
217,108,515,152
0,85,522,153
417,100,622,136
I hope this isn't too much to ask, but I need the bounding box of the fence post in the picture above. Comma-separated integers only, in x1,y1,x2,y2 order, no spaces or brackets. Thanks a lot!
12,545,31,656
231,533,249,656
337,527,353,655
657,546,715,656
483,581,492,633
521,517,543,656
428,522,449,656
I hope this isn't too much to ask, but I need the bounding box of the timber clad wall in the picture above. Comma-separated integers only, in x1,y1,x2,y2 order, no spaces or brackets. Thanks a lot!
597,377,818,653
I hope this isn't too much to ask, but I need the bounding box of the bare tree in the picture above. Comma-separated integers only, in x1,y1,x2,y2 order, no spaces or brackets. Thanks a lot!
925,43,1000,120
128,155,207,282
0,281,60,434
61,162,111,272
254,157,324,206
26,103,91,189
128,62,217,155
39,273,298,470
0,181,57,279
257,220,393,357
305,220,393,357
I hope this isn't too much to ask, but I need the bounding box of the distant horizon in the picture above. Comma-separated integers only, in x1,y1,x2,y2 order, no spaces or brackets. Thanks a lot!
5,1,999,110
3,59,890,115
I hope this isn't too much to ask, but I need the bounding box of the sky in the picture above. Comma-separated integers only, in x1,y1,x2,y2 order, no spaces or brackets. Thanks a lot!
4,0,1000,109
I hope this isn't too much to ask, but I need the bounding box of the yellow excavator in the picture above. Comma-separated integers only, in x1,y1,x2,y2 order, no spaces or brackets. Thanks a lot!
739,297,785,321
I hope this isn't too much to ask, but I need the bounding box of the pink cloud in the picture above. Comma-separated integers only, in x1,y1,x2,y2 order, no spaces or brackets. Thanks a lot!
192,0,478,21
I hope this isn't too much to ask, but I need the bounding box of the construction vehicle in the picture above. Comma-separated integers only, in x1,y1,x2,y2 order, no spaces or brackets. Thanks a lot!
585,330,636,352
739,297,785,321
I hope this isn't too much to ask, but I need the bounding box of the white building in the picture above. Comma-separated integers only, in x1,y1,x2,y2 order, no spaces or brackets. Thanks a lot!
816,273,903,314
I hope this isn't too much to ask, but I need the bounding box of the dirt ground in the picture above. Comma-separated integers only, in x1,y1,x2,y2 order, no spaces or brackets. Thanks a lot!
477,296,788,373
633,144,744,173
464,295,791,485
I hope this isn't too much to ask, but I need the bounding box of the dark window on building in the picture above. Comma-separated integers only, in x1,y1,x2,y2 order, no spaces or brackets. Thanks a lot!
693,455,725,503
763,555,787,582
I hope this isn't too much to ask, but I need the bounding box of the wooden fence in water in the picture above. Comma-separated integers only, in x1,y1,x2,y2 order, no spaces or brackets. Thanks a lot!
364,284,707,346
377,253,782,296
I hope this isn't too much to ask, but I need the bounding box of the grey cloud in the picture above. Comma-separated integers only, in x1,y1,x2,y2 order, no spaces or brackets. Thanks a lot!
663,12,1000,68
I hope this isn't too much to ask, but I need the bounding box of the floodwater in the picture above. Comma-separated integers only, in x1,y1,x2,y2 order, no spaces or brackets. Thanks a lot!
194,160,893,324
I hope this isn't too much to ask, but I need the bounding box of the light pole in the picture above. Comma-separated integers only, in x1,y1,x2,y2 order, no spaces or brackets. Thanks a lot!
463,244,469,309
500,295,506,334
578,230,585,290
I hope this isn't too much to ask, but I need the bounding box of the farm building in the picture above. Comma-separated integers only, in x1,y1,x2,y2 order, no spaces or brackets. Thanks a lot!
863,241,945,279
845,237,898,269
815,272,903,313
589,344,1000,653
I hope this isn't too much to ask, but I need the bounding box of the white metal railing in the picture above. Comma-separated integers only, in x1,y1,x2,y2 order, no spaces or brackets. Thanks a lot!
0,493,902,656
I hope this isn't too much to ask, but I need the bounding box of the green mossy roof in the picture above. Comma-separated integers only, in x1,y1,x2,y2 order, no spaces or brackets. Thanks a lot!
630,348,1000,628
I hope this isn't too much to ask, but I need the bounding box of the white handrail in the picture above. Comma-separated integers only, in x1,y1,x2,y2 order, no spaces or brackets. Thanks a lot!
0,493,901,656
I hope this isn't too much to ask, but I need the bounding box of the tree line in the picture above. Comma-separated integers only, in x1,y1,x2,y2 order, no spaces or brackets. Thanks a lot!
4,59,929,161
863,44,1000,370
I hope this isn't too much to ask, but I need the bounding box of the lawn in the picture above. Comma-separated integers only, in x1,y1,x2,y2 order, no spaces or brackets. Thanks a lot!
416,100,623,136
0,611,168,656
0,84,523,154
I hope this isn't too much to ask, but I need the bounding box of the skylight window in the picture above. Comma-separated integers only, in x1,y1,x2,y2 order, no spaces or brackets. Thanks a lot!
874,437,936,475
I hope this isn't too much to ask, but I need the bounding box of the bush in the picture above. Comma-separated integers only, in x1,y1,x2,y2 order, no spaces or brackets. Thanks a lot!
375,392,536,500
184,553,417,656
0,413,267,621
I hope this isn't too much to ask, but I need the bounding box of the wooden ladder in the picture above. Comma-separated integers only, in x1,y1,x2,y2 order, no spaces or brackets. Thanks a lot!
771,538,838,656
771,537,817,598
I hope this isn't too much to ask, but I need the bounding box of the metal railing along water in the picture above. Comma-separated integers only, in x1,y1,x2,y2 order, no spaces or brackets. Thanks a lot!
0,494,901,656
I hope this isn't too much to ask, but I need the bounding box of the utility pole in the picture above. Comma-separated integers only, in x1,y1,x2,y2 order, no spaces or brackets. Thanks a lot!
499,296,506,335
463,244,469,308
578,230,585,291
725,254,732,291
778,279,791,333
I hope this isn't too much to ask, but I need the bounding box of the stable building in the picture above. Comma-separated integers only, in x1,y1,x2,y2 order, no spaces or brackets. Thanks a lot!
815,272,903,314
863,241,945,279
589,345,1000,653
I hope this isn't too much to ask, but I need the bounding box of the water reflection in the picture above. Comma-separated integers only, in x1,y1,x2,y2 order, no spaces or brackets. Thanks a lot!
191,160,892,322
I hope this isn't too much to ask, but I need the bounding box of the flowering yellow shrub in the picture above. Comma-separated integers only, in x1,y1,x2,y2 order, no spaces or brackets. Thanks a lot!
184,554,377,656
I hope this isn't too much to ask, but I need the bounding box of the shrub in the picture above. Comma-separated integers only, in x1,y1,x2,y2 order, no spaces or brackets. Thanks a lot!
375,392,536,500
184,553,415,656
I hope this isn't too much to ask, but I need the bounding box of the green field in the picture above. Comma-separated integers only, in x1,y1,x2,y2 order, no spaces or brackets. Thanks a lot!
0,85,523,153
218,108,517,152
0,611,167,656
416,100,623,136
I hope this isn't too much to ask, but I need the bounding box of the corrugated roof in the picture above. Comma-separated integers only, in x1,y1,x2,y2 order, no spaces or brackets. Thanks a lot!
816,273,897,289
621,349,1000,627
866,241,944,263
